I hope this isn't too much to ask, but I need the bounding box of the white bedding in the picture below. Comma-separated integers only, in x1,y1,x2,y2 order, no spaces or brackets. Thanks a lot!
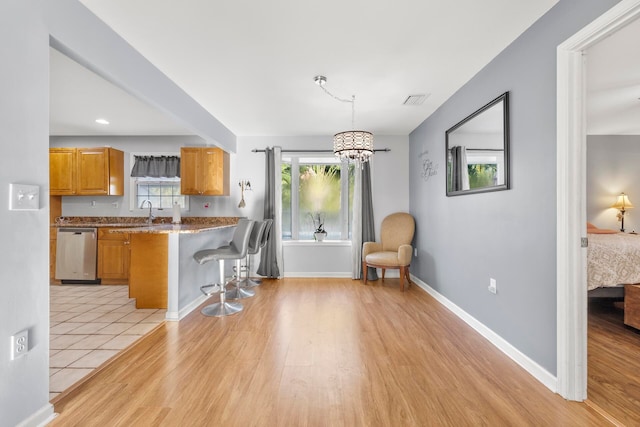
588,233,640,291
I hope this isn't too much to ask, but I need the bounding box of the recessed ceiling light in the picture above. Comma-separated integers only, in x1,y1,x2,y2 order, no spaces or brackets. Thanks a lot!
403,94,429,106
95,118,109,125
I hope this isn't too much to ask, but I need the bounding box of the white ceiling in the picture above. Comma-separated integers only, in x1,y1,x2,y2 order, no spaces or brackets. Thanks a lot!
586,17,640,135
50,1,640,139
49,48,193,136
51,0,561,137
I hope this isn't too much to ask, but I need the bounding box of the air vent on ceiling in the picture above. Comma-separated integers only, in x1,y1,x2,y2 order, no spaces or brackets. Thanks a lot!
403,94,429,106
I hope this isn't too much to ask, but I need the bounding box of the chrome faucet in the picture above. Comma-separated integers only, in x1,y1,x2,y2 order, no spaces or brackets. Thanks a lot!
140,200,154,225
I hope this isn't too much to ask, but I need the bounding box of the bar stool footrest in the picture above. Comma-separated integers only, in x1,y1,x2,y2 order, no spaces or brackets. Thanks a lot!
200,283,222,296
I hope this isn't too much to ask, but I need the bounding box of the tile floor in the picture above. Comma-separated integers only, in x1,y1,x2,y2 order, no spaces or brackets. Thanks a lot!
49,285,165,400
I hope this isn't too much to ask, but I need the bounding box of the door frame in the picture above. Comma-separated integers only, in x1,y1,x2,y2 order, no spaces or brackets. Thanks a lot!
556,0,640,401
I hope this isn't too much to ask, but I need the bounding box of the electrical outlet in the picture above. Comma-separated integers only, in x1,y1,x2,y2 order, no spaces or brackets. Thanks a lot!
488,278,497,294
112,202,119,209
11,330,28,360
414,248,418,257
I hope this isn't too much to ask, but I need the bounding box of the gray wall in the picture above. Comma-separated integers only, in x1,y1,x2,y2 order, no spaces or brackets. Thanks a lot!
0,2,51,426
1,0,237,424
408,0,619,375
587,135,640,231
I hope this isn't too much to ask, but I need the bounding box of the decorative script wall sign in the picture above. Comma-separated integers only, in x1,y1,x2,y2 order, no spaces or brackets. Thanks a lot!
419,150,438,181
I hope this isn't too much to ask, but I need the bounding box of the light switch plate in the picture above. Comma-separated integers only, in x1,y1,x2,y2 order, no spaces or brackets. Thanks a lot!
9,183,40,211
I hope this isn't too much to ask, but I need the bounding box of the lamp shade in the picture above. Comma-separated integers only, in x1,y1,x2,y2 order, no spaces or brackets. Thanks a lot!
333,130,374,162
611,193,634,210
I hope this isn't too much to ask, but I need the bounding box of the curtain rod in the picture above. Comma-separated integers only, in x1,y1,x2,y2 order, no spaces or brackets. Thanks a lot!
252,148,390,153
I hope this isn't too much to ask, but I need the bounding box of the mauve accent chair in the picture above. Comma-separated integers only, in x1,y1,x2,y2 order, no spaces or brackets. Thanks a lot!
362,212,415,291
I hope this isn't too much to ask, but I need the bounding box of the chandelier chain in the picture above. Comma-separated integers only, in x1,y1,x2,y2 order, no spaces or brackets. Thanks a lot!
317,84,356,129
314,75,373,163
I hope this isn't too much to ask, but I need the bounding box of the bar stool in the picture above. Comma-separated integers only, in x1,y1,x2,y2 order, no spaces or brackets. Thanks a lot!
226,219,271,298
194,219,254,317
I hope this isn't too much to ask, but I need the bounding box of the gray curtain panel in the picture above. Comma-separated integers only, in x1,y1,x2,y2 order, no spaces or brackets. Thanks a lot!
130,155,180,178
361,161,378,280
451,146,462,191
257,147,280,278
450,146,469,192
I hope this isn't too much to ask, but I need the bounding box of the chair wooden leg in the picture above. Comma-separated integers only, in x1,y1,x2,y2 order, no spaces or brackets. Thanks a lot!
381,268,386,280
405,266,411,288
399,266,406,291
362,261,368,283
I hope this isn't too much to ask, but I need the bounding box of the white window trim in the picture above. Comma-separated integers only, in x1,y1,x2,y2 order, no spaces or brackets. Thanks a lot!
282,154,351,241
282,240,352,247
129,151,189,212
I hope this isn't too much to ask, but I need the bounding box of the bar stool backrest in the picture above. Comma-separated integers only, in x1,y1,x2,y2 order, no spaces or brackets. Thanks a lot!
230,219,255,258
248,220,268,255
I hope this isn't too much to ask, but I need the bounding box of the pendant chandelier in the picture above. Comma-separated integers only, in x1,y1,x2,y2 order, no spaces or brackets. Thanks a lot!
314,75,374,162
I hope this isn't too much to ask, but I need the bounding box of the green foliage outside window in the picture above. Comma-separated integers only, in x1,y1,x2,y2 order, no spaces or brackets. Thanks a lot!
468,163,498,189
281,160,351,240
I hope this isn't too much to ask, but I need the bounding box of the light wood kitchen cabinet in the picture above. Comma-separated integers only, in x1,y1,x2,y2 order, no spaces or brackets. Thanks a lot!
129,233,168,309
50,227,57,281
50,196,61,283
49,148,76,195
50,147,125,196
180,147,229,196
97,228,130,284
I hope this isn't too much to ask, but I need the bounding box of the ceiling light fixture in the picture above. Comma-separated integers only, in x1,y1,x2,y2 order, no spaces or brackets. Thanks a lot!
95,118,109,125
314,75,373,163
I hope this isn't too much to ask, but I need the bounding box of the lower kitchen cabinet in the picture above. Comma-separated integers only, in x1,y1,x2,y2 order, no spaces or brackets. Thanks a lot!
50,227,57,282
97,228,130,284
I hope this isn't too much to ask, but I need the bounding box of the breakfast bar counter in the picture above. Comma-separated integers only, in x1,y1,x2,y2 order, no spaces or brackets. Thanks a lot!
112,223,236,320
51,216,240,320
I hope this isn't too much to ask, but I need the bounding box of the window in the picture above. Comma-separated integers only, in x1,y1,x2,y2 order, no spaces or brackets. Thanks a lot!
466,150,504,188
129,152,189,212
446,150,505,191
134,177,188,210
282,155,354,240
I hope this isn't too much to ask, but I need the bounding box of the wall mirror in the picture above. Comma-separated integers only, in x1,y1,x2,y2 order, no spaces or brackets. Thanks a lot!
446,92,509,196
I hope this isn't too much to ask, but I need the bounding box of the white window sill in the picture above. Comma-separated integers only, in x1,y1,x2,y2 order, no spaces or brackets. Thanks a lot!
282,240,352,247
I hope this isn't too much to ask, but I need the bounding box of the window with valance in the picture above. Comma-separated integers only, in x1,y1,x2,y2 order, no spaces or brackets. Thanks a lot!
129,154,188,211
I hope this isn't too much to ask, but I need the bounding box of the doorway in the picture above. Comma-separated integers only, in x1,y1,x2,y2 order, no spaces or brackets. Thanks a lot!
556,0,640,402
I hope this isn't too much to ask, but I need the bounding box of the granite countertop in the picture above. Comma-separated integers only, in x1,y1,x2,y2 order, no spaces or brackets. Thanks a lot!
110,223,236,234
53,216,239,231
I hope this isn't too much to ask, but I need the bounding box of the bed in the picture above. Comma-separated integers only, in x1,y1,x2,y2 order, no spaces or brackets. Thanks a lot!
588,224,640,296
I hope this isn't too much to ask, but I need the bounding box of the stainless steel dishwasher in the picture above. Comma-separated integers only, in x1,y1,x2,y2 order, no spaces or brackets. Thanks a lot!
55,228,100,284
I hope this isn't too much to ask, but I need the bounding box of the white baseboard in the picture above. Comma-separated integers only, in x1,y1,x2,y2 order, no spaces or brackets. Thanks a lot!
166,294,211,321
283,272,352,278
17,403,55,427
410,275,558,393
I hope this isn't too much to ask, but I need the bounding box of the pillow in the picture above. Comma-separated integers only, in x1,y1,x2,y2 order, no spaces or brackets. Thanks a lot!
587,222,597,230
588,228,619,234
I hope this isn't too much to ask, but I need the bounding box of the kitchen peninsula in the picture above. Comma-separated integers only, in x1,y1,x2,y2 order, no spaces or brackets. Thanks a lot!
53,217,238,321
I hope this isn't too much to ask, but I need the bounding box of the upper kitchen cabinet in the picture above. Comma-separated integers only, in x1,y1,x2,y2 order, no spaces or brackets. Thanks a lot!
180,147,229,196
50,147,124,196
49,148,76,195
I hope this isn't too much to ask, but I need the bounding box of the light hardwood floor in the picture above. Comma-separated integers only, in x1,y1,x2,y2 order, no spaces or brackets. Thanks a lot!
588,299,640,426
51,278,608,426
